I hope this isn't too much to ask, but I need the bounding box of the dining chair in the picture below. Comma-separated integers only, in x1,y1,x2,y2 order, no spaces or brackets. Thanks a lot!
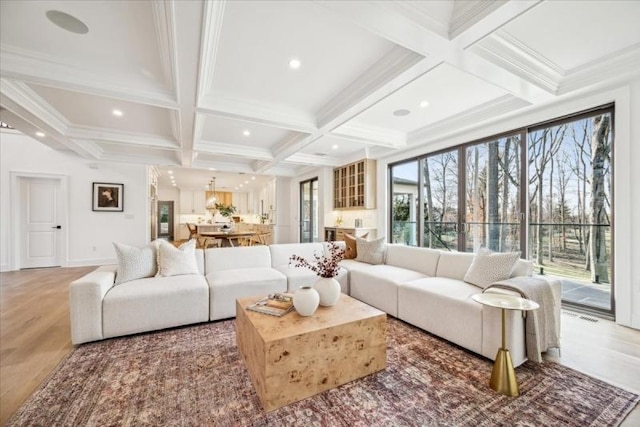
186,223,203,248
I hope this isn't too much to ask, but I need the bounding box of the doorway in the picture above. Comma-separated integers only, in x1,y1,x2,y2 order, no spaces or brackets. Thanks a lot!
157,201,174,241
300,178,318,243
11,173,68,270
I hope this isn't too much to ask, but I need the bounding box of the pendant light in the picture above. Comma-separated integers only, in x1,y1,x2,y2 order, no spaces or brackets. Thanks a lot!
206,177,217,209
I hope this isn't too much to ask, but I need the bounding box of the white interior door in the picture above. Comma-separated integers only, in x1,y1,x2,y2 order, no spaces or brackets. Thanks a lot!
20,177,62,268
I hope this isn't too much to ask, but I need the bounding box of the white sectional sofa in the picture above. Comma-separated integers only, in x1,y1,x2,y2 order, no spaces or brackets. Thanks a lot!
69,241,561,368
345,244,559,366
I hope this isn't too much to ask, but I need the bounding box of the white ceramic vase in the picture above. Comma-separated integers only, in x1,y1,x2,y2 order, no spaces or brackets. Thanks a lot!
293,286,320,316
314,276,341,306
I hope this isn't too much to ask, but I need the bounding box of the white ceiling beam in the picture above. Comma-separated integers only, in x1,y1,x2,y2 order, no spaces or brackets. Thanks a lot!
195,140,274,161
0,47,178,109
174,0,206,167
66,126,180,149
197,97,318,134
283,153,342,167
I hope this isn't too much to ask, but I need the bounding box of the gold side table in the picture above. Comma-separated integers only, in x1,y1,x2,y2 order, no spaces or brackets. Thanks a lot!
472,293,539,397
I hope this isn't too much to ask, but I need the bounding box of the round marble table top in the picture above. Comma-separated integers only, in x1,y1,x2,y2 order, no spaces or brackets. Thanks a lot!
472,293,539,311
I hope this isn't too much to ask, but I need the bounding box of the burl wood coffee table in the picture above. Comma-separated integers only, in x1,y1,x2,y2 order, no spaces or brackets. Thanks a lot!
236,293,387,411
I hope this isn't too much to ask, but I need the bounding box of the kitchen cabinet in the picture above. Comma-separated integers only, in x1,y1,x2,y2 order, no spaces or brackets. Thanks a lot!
333,159,376,210
232,192,248,214
205,191,232,207
180,190,206,214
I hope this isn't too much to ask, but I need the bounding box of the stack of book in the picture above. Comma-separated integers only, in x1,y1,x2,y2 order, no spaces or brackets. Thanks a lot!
247,293,294,317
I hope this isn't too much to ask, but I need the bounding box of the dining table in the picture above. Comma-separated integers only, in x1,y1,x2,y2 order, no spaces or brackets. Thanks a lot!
199,231,258,248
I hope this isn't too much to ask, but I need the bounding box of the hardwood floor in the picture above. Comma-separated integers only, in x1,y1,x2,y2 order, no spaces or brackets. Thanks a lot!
1,267,639,425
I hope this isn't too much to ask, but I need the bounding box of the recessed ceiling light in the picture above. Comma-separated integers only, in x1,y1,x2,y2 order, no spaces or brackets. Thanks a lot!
393,109,411,117
239,184,243,188
288,58,301,70
168,170,173,174
208,167,216,171
243,130,251,136
332,144,339,150
112,109,123,117
46,10,89,35
251,176,256,180
172,183,176,187
35,131,45,137
420,100,430,108
244,181,249,184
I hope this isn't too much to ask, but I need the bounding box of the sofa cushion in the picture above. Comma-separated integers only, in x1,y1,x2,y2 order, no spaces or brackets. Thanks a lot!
103,274,209,338
113,240,160,285
344,233,368,259
511,259,533,277
436,251,475,280
274,265,349,294
157,239,199,277
207,268,287,320
205,246,272,272
269,243,325,267
273,266,318,291
398,277,484,354
463,249,521,288
350,265,427,316
384,244,440,276
355,237,385,265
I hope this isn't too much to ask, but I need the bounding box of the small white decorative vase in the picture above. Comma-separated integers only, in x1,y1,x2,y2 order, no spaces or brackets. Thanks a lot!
293,286,320,316
314,276,341,306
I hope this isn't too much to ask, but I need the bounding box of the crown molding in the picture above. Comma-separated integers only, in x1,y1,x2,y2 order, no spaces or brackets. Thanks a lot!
385,1,450,38
284,152,342,167
559,43,640,95
197,0,227,101
0,79,70,134
470,30,563,94
195,140,273,161
0,46,178,109
330,122,406,149
449,0,506,40
197,95,317,134
66,125,179,149
96,148,182,165
152,0,180,102
66,138,104,159
316,46,426,131
409,94,531,144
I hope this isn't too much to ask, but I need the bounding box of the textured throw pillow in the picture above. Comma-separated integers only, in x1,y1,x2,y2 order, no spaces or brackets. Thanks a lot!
113,241,160,285
344,232,369,260
463,248,521,288
355,237,385,265
157,239,199,277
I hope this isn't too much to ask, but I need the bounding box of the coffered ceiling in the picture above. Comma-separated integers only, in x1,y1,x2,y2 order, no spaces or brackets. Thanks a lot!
1,0,639,189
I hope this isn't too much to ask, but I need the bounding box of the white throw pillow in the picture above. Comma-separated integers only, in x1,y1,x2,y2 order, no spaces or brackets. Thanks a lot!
157,239,199,277
463,248,521,288
355,237,386,265
113,241,160,285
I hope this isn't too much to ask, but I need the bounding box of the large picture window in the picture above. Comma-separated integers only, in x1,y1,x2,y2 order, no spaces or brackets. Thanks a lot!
389,105,614,315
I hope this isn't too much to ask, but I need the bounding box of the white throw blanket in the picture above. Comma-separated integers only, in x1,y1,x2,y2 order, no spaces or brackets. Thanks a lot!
484,277,561,363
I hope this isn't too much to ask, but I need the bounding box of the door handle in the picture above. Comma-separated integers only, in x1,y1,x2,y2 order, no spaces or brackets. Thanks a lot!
52,225,62,229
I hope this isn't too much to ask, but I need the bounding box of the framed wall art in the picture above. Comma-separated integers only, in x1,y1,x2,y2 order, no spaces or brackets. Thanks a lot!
92,182,124,212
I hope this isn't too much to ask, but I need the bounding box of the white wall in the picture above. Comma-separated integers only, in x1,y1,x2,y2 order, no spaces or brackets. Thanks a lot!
375,82,640,328
274,177,293,243
0,132,149,270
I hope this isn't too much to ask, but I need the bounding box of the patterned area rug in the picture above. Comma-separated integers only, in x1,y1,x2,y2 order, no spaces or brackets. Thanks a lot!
8,318,639,426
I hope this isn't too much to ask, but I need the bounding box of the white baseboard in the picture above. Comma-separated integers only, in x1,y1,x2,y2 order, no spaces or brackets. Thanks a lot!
0,263,10,272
